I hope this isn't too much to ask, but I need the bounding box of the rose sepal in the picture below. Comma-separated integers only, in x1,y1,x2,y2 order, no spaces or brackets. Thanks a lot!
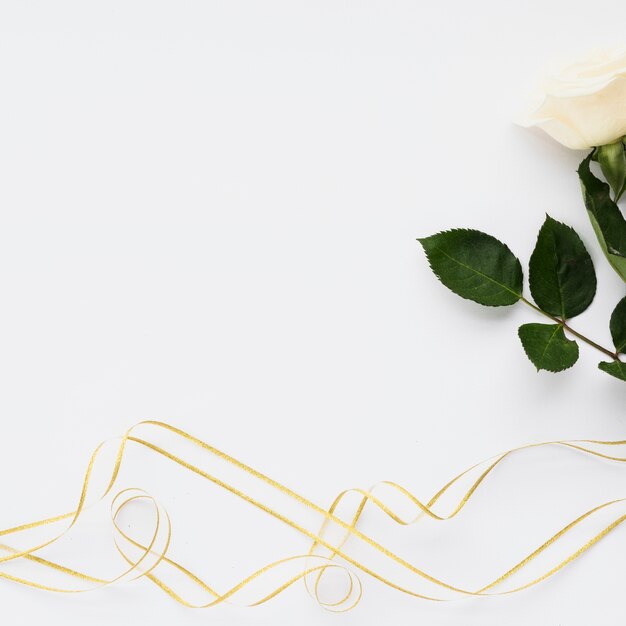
578,153,626,283
595,140,626,202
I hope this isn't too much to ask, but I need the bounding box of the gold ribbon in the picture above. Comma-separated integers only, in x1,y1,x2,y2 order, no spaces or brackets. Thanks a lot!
1,421,625,610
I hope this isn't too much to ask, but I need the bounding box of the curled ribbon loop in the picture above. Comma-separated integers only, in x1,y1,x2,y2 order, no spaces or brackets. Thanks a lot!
1,422,626,609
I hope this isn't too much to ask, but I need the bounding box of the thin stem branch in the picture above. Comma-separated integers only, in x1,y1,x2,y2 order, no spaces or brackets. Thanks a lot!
520,297,619,361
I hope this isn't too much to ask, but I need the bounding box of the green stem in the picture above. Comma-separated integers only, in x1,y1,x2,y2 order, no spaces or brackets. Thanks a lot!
520,297,619,361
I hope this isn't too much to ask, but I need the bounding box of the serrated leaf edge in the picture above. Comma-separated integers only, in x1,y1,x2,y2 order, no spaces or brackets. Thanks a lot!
528,214,597,319
517,323,579,373
598,360,626,382
417,229,523,308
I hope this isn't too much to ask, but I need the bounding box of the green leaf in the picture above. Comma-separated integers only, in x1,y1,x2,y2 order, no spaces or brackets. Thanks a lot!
609,296,626,353
598,360,626,381
578,154,626,283
596,141,626,201
518,323,579,372
528,215,596,319
418,229,523,307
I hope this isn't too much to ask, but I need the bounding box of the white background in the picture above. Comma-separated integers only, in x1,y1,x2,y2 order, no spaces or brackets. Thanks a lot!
1,1,626,624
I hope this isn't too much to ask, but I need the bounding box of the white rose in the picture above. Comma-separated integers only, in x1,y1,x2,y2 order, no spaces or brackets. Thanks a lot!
519,47,626,150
